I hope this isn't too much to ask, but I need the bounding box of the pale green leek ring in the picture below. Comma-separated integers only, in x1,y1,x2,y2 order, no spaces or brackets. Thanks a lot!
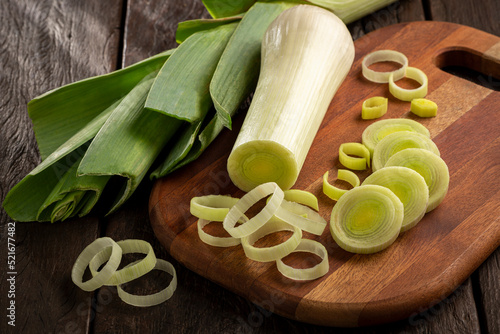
117,259,177,307
241,218,302,262
190,195,240,222
389,67,428,101
198,219,241,247
362,50,408,83
339,142,371,170
223,182,284,238
88,239,157,286
323,169,360,201
71,237,123,292
276,239,329,281
274,200,327,235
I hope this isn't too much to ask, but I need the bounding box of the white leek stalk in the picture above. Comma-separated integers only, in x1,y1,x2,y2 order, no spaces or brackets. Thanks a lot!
308,0,398,24
227,5,354,191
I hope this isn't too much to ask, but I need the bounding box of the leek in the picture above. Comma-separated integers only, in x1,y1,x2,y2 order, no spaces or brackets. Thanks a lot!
308,0,398,24
276,239,329,281
330,184,404,254
323,169,360,201
362,96,388,120
372,131,440,171
227,5,354,191
361,118,431,156
385,148,449,212
363,166,429,231
389,67,428,101
339,142,371,170
411,98,438,118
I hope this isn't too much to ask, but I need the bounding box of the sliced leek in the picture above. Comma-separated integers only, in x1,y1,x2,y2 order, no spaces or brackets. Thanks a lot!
339,143,371,170
117,259,177,307
330,185,404,254
241,219,302,262
275,200,327,235
362,96,388,120
227,5,354,191
198,219,242,247
361,50,408,83
223,182,284,238
362,118,431,156
363,166,429,231
88,239,157,286
283,189,319,211
389,67,428,101
323,169,360,201
71,237,123,292
190,195,240,222
385,148,449,212
276,239,329,281
372,131,440,171
411,98,438,118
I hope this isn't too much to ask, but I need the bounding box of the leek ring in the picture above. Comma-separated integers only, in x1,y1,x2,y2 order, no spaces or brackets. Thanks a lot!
362,50,408,83
276,239,329,281
389,67,428,101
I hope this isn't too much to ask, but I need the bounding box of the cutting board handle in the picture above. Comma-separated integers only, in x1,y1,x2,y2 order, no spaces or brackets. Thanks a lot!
434,42,500,90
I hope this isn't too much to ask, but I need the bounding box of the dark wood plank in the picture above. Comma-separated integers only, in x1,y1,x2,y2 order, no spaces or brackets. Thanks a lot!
426,0,500,36
0,0,122,333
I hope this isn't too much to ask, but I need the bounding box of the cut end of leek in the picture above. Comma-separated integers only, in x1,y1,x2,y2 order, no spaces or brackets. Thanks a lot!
385,148,449,212
227,140,298,192
330,185,403,254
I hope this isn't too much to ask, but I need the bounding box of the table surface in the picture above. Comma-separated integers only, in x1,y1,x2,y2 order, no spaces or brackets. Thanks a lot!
1,0,498,333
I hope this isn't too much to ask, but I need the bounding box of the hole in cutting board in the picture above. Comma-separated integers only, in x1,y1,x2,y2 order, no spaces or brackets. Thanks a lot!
434,47,500,91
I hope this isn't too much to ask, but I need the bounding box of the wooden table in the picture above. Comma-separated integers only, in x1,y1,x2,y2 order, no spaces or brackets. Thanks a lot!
1,0,498,333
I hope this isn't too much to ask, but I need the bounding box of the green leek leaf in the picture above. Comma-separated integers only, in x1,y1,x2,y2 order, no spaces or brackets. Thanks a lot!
29,50,173,160
202,0,256,18
210,1,297,129
176,16,242,44
78,74,183,214
145,22,238,123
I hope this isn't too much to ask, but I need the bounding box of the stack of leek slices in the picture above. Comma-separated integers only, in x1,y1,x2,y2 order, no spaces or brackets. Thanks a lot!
190,183,329,281
72,238,177,307
328,118,449,254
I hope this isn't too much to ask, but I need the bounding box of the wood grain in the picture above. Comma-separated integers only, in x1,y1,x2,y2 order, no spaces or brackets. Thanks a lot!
0,0,122,333
150,21,500,327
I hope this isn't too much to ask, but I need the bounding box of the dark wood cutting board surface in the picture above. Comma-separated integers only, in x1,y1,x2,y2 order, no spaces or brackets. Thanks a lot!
149,21,500,327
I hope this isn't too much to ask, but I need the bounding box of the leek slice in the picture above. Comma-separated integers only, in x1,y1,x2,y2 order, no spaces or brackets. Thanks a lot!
198,219,242,247
362,96,388,120
385,148,449,212
241,219,302,262
190,195,240,222
339,143,371,170
363,166,429,231
211,1,297,129
71,237,123,292
283,189,319,211
372,131,440,172
223,182,284,238
323,169,360,201
389,67,428,101
276,239,329,281
275,200,327,235
227,5,354,191
362,118,431,156
411,98,438,118
117,259,177,307
330,185,404,254
88,239,157,286
361,49,408,83
145,23,238,123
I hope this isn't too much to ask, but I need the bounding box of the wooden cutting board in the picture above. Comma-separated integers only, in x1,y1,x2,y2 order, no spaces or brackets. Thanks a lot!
149,21,500,327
